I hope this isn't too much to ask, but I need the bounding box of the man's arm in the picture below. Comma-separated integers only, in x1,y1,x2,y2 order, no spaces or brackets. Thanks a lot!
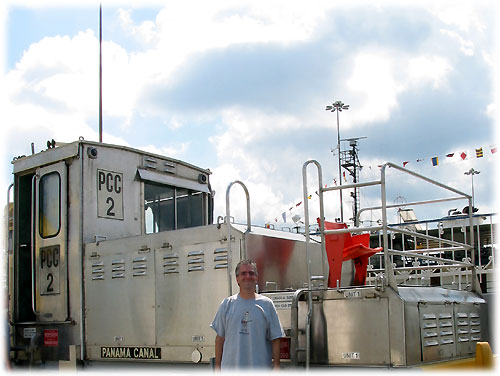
215,335,225,370
271,338,281,369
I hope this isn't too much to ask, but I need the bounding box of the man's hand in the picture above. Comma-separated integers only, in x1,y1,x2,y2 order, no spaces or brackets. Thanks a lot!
215,335,225,371
272,338,281,370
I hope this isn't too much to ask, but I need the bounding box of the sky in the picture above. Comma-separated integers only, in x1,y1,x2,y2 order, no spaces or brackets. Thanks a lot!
1,0,499,230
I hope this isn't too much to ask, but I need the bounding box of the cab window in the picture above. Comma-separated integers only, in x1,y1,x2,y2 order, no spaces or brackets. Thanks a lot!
39,172,61,238
144,182,207,234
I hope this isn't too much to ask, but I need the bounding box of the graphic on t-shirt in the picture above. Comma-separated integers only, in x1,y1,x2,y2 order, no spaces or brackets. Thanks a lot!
239,311,252,334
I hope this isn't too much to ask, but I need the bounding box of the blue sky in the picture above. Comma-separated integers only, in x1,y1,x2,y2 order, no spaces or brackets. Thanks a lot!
1,0,498,227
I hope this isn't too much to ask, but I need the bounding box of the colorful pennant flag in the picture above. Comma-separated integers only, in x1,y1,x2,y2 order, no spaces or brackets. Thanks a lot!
491,145,497,154
282,212,286,223
476,147,484,158
431,157,439,166
403,161,409,167
446,153,454,158
460,152,467,160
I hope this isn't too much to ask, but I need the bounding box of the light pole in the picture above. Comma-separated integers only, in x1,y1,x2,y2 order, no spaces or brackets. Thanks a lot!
326,100,349,222
464,168,480,208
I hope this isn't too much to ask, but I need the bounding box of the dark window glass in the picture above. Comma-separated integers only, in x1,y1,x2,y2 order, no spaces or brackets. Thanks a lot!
144,182,205,233
39,172,61,238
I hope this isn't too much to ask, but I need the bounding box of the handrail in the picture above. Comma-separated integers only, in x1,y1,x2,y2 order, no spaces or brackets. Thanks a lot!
379,162,481,293
357,196,465,224
225,180,251,297
31,174,39,316
302,160,329,369
6,183,13,324
290,288,307,366
302,159,482,294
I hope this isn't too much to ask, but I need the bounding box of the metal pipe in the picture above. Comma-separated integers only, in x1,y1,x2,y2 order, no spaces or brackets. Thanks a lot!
6,183,13,324
301,160,328,369
380,165,397,290
383,162,471,198
467,197,482,293
323,225,383,235
323,179,381,192
31,174,39,316
357,196,465,224
391,227,473,250
290,288,306,366
388,249,473,267
79,142,86,362
225,181,251,297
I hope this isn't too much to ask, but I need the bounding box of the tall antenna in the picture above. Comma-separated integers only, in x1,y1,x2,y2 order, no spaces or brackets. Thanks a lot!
340,136,366,226
99,3,103,143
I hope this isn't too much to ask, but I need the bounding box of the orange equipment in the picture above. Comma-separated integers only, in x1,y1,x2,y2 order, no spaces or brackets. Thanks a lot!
319,218,382,287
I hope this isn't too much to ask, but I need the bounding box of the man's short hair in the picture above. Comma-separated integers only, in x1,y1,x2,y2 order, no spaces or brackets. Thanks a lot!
235,259,258,277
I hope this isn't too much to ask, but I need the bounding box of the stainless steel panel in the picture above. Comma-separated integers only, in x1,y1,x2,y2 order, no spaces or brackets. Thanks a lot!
404,301,422,365
244,229,353,291
36,161,68,322
453,302,483,356
85,245,156,346
418,303,456,361
323,295,391,365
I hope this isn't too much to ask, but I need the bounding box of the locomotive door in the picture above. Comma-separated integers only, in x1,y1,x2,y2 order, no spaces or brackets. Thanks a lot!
34,161,68,322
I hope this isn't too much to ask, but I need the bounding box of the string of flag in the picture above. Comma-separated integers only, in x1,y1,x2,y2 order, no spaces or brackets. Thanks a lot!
266,144,497,225
399,144,496,168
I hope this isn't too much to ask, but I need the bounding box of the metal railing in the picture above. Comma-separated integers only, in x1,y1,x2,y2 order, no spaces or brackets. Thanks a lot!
365,213,497,291
302,160,483,295
225,180,251,296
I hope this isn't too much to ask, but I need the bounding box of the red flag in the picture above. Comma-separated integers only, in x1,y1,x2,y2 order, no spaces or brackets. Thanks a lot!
460,152,467,160
296,201,302,207
403,161,409,167
491,145,497,154
446,153,454,157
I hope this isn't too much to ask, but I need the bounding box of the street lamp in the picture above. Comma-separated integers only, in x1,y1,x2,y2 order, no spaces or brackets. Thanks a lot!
326,100,349,222
464,168,480,208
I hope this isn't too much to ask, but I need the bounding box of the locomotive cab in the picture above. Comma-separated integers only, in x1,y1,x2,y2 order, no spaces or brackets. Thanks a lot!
8,139,213,364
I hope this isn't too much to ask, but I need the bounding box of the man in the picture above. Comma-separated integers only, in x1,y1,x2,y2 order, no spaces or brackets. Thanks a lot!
211,259,284,370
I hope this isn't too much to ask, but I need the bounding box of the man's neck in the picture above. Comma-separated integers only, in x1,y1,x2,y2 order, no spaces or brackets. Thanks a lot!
239,290,256,300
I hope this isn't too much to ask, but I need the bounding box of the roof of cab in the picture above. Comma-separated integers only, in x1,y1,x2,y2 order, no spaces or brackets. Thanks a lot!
12,139,211,175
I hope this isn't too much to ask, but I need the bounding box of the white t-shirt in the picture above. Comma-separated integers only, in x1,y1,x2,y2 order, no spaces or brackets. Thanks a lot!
211,293,284,369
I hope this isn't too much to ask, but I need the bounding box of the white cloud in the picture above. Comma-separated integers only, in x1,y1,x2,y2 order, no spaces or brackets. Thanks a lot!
430,2,488,33
345,51,452,126
118,8,157,45
407,55,452,89
440,29,474,56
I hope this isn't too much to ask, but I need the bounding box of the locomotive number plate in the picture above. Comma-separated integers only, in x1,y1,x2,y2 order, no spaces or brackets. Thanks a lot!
40,245,60,295
97,169,124,220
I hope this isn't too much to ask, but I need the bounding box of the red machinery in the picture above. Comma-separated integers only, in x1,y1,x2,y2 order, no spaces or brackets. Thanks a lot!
319,219,382,287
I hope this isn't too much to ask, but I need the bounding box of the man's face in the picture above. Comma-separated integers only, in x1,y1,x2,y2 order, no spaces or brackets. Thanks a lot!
236,264,258,290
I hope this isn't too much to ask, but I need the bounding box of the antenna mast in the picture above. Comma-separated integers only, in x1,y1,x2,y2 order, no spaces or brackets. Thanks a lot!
99,4,103,143
340,137,366,226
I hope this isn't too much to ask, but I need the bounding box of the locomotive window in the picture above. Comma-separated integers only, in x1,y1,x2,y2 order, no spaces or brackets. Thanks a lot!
39,172,61,238
177,189,203,229
144,182,205,234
